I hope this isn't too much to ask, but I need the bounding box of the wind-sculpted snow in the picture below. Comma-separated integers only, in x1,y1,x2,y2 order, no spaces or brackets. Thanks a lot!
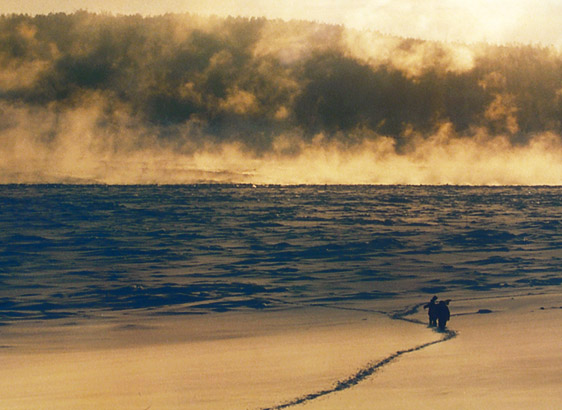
0,12,561,184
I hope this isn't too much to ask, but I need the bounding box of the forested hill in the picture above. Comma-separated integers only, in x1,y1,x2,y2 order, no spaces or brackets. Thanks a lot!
2,12,561,150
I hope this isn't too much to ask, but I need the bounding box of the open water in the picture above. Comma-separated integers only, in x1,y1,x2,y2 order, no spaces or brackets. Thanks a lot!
1,185,560,321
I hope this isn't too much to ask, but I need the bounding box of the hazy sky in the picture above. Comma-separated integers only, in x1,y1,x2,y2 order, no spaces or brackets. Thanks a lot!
2,0,562,46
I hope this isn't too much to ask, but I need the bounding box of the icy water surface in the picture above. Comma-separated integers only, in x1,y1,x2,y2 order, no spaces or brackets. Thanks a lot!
0,185,560,320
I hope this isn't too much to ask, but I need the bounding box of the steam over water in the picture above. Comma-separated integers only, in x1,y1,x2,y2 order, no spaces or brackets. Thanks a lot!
1,13,561,320
1,184,560,321
1,12,562,184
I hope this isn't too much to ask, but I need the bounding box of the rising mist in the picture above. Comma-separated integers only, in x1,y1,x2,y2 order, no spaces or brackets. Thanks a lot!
1,12,561,184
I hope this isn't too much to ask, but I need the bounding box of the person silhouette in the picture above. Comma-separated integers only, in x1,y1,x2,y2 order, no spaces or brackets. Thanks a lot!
423,296,438,327
436,300,450,330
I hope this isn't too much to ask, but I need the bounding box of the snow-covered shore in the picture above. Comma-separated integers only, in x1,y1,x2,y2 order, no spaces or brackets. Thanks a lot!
0,291,560,409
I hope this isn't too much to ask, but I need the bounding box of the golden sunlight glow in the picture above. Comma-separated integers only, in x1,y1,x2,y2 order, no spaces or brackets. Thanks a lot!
1,0,561,45
0,7,561,185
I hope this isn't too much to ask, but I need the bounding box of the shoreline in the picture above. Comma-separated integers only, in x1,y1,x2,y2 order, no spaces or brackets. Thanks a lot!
1,291,561,409
299,291,562,409
0,304,437,410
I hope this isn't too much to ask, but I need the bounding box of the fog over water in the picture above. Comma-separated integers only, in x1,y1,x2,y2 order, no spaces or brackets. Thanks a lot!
1,12,561,184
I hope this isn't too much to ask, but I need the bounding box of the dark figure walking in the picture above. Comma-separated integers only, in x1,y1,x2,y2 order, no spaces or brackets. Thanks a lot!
436,300,450,330
423,296,438,326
